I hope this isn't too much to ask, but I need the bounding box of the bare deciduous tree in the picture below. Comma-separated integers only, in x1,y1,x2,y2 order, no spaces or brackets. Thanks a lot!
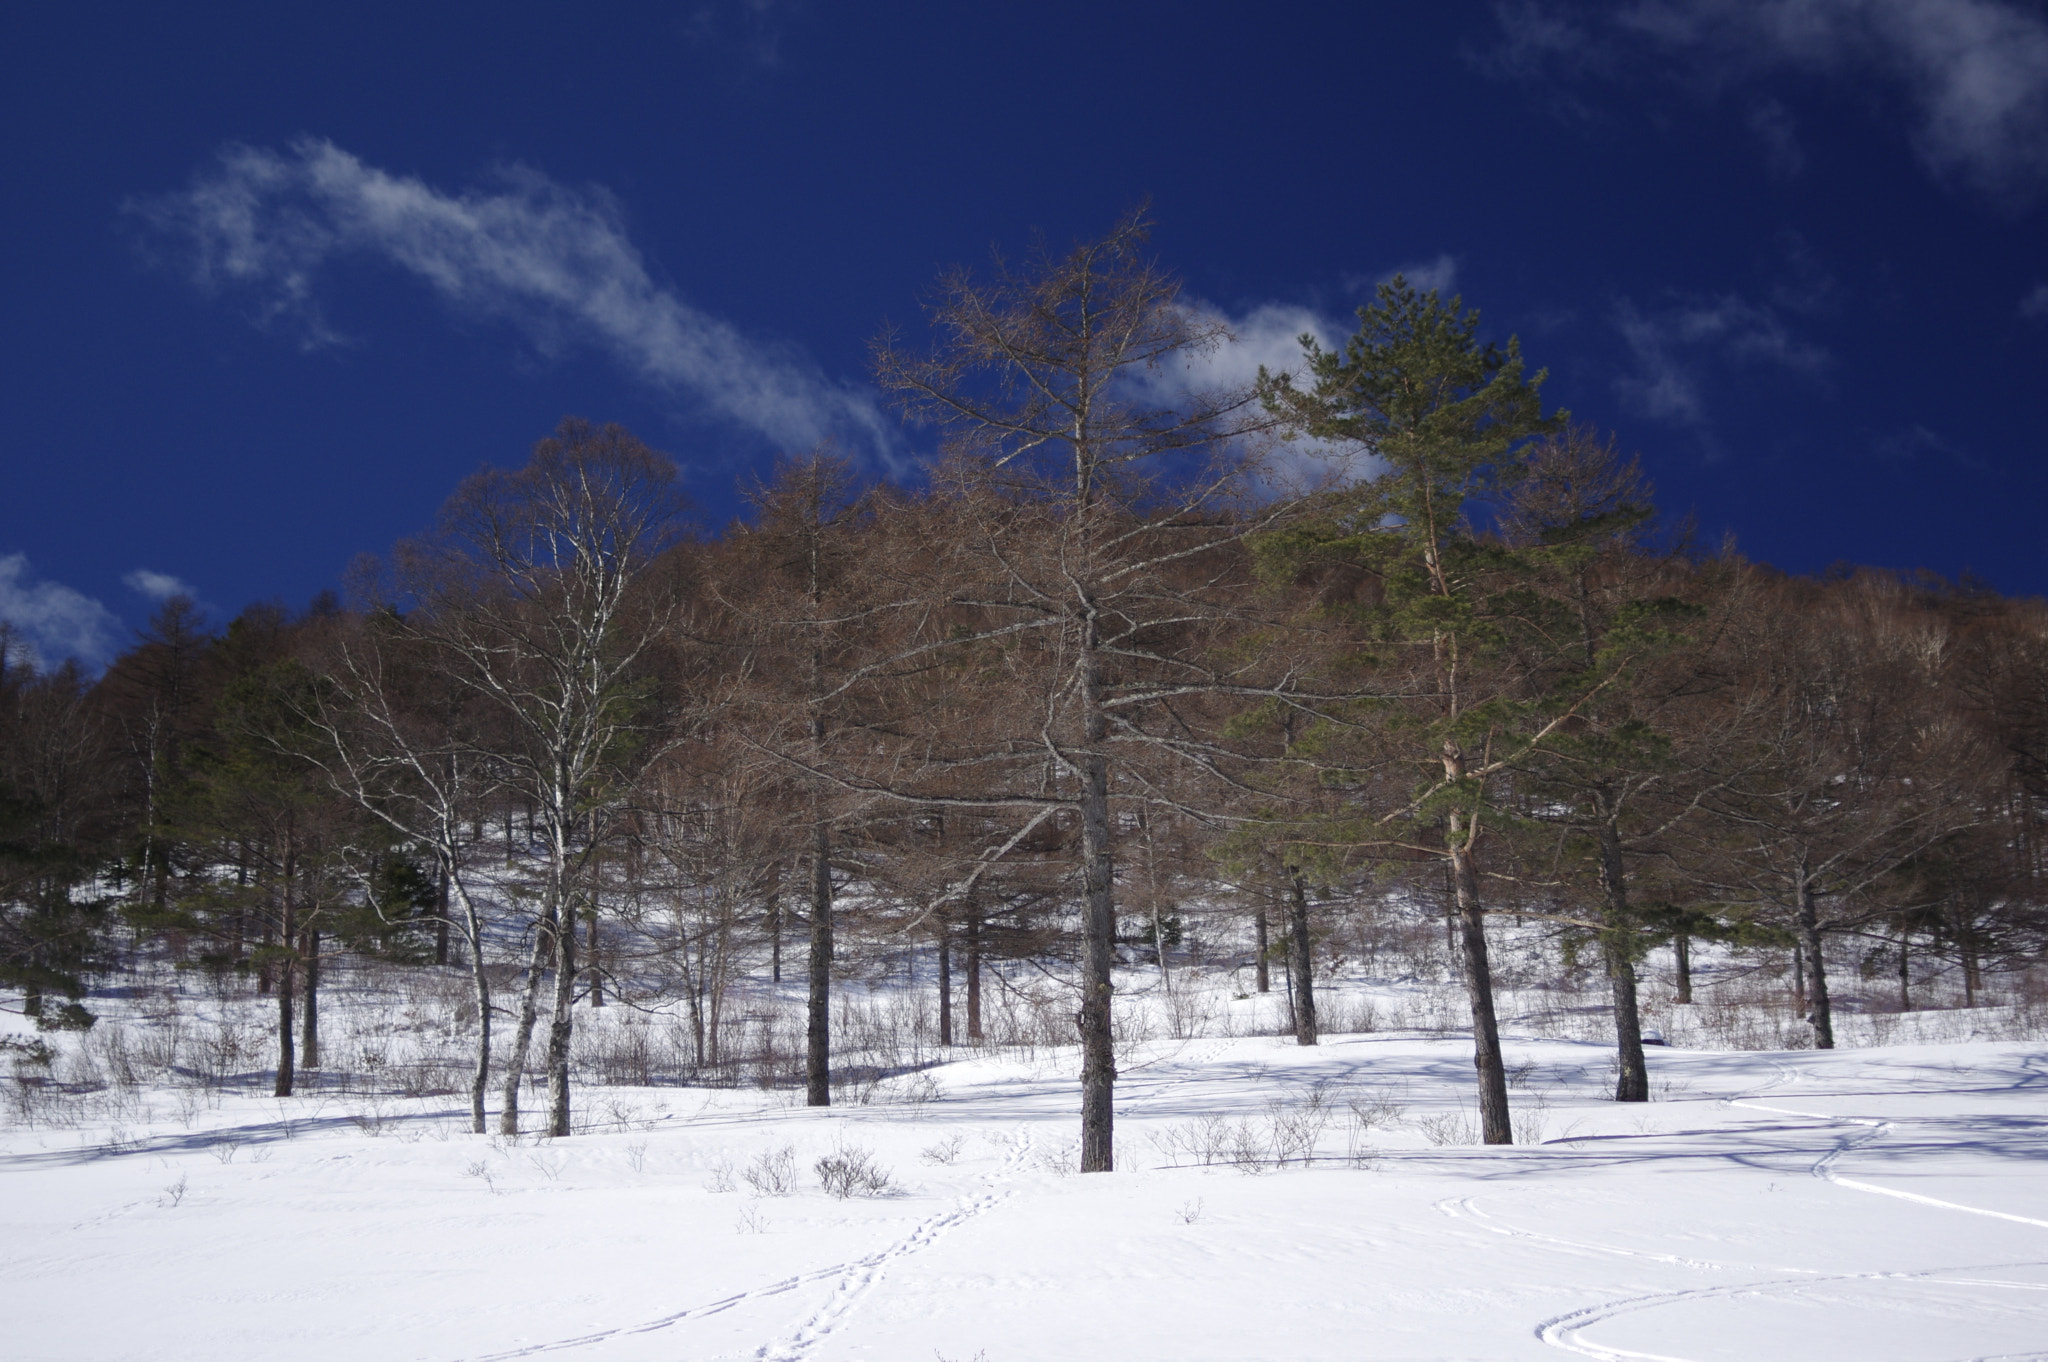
871,213,1279,1170
393,418,686,1135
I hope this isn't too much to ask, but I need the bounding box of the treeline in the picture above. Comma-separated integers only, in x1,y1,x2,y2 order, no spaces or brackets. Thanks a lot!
5,217,2046,1168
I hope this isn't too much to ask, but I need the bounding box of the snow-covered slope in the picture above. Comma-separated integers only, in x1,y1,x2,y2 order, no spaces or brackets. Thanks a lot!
7,1025,2046,1361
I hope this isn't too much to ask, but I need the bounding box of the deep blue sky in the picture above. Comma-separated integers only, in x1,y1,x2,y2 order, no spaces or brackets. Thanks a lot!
5,0,2048,667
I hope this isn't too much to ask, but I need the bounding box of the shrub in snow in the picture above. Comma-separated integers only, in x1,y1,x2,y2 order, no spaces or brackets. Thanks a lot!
742,1143,797,1197
815,1144,894,1199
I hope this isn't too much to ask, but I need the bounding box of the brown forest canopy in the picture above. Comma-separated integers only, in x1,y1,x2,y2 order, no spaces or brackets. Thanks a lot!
5,224,2044,1164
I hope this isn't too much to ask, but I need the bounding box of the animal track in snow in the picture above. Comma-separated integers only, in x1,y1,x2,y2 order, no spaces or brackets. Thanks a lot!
445,1130,1032,1362
753,1128,1032,1361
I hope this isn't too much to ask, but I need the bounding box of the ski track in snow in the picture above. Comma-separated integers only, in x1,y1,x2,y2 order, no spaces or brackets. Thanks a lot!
1452,1052,2048,1362
445,1129,1033,1362
1535,1270,2048,1362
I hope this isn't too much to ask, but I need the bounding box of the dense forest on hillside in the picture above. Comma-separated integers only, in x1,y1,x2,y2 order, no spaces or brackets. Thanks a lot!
6,220,2046,1170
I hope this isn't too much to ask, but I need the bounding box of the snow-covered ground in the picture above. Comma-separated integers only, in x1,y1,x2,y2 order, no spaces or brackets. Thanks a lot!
7,979,2047,1362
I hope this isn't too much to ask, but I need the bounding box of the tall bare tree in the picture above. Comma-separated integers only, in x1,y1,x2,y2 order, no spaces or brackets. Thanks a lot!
872,213,1280,1171
1695,572,1992,1048
721,453,879,1106
392,418,686,1135
289,610,508,1131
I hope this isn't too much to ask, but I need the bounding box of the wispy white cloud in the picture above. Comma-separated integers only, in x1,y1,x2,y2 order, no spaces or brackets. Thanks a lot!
0,554,122,671
123,568,197,602
1875,422,1983,469
1614,293,1828,424
1128,299,1376,489
2023,282,2048,317
130,139,896,460
1746,97,1807,177
1483,1,1613,98
1163,299,1341,396
1343,253,1462,299
1490,0,2048,200
682,0,804,68
1389,253,1462,297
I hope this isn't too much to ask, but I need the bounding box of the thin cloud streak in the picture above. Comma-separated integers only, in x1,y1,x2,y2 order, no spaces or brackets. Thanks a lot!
1614,293,1829,425
131,139,897,461
1341,253,1461,299
1491,0,2048,201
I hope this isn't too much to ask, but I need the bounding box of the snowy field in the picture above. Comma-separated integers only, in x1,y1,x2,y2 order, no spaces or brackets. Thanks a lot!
6,976,2047,1362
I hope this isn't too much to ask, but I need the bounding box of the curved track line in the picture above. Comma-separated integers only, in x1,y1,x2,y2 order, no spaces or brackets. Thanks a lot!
1436,1196,1752,1275
1730,1093,2048,1229
1526,1057,2048,1361
1536,1268,2048,1362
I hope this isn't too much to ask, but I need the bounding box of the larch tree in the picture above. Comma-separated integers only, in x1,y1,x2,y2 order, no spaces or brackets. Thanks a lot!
720,452,881,1107
1696,572,1992,1049
1493,425,1713,1101
871,212,1283,1171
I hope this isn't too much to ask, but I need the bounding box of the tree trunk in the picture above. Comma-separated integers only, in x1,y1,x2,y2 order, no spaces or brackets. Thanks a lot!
1448,810,1511,1144
1594,810,1647,1102
806,821,833,1106
1443,862,1460,978
498,906,555,1135
587,906,603,1009
450,869,491,1133
232,857,247,966
966,899,983,1043
1141,812,1174,1014
937,920,953,1047
1962,923,1978,1007
299,928,320,1071
1286,869,1317,1046
544,879,577,1137
257,918,275,996
434,865,451,967
1898,928,1911,1012
1253,897,1271,994
1152,898,1173,1006
679,934,706,1070
707,916,733,1068
1674,931,1693,1005
1797,872,1834,1050
769,893,782,984
1076,751,1117,1173
273,858,297,1098
273,957,296,1098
